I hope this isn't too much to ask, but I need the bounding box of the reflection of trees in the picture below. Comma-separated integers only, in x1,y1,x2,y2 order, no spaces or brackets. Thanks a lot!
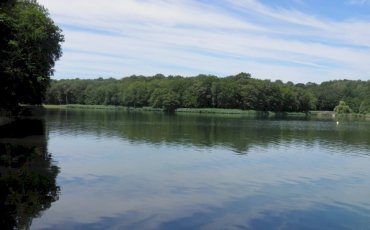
47,109,370,154
0,119,59,229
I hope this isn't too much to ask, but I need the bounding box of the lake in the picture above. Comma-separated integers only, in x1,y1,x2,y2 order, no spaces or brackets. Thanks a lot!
1,109,370,229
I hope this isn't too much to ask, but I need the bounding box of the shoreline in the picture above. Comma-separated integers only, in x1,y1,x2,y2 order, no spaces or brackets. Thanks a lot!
40,104,370,119
0,104,368,122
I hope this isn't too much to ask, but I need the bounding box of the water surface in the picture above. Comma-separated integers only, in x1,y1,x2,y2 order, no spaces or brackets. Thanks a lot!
2,110,370,229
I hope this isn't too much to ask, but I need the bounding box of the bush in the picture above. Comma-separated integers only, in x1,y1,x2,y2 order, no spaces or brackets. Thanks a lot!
334,101,352,114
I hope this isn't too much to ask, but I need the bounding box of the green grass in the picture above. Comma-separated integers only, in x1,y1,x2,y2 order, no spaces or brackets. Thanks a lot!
43,105,309,117
43,104,121,110
310,111,335,116
175,108,311,117
176,108,258,115
42,104,164,112
42,104,68,109
42,105,370,119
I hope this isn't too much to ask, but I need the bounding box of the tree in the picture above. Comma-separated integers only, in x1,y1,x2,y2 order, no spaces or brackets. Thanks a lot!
359,98,370,114
0,0,64,111
149,88,180,112
334,101,352,114
213,80,241,108
122,81,151,107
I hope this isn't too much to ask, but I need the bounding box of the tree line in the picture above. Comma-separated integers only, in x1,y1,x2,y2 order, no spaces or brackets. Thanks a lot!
44,73,370,113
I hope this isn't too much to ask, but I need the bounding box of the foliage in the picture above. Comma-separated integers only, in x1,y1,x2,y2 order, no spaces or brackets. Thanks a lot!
359,97,370,114
334,101,352,114
149,88,180,112
0,0,64,112
45,74,323,113
43,73,370,114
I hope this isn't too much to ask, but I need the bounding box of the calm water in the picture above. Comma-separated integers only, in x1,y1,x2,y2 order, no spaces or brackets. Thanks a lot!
1,109,370,229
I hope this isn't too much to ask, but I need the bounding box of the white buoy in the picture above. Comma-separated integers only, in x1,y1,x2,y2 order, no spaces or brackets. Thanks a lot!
336,121,339,125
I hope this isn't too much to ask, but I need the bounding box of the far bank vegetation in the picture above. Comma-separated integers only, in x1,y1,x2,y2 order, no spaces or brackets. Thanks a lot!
44,73,370,114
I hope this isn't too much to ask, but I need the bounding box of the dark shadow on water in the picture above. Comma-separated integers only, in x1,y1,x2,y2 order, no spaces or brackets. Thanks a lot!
0,119,44,138
0,119,59,229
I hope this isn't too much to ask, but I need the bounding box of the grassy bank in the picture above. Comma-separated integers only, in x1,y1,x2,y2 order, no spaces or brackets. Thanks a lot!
176,108,313,118
44,104,123,110
43,105,269,116
42,105,310,117
41,104,370,119
43,104,164,112
176,108,258,115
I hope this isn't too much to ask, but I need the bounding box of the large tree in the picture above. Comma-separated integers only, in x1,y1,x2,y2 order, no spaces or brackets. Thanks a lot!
0,0,63,111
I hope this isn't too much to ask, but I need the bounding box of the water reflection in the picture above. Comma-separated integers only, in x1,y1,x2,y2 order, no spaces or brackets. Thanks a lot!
31,110,370,229
0,119,59,229
46,109,370,155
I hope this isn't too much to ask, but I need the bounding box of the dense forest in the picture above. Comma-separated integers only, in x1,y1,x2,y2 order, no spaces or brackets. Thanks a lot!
44,73,370,113
0,0,63,112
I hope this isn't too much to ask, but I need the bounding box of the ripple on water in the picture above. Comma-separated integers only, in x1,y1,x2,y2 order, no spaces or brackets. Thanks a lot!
27,111,370,229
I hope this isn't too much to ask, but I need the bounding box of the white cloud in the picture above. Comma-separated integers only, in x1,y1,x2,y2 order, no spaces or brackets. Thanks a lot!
38,0,370,82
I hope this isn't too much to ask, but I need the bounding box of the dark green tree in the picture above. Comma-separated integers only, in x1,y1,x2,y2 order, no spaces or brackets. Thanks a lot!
0,0,64,111
359,98,370,114
149,88,180,112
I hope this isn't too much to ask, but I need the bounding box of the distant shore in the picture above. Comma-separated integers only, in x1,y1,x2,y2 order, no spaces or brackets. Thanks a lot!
38,104,369,119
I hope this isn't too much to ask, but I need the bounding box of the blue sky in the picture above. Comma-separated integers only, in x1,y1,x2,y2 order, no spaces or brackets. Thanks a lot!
38,0,370,82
